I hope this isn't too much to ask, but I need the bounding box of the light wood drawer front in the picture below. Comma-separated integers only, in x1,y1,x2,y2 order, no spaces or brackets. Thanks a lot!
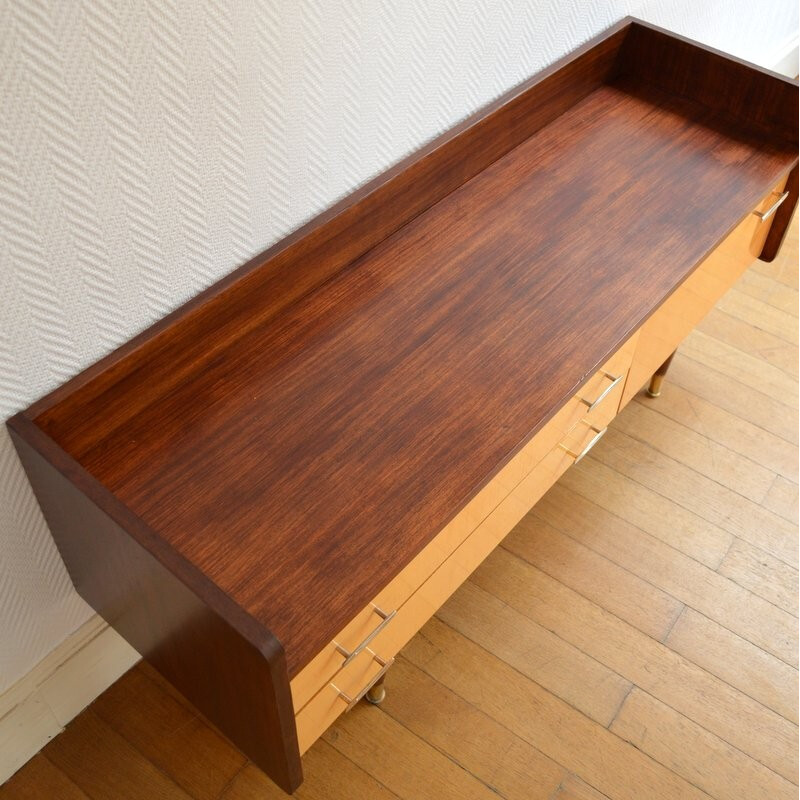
295,647,387,754
294,417,609,753
620,179,787,407
290,335,637,712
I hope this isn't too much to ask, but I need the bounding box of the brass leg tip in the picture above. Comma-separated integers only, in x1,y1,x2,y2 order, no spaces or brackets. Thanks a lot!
647,374,664,397
365,685,386,705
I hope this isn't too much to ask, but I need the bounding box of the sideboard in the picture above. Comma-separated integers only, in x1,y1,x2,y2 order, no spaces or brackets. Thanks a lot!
8,17,797,794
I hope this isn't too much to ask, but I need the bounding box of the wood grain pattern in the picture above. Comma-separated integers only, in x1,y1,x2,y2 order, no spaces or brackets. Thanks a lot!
696,307,798,378
323,702,504,800
667,352,799,445
553,457,733,568
470,548,798,782
90,667,246,800
403,618,713,800
3,218,796,800
620,179,785,406
502,515,683,641
18,65,797,685
379,657,567,800
384,658,564,800
220,742,398,800
290,341,633,712
296,411,608,752
0,757,89,800
617,21,798,140
717,288,799,345
591,428,798,568
617,20,799,260
436,581,633,726
680,329,798,407
735,270,799,316
6,17,797,793
761,165,799,262
44,712,192,800
611,401,776,503
664,608,798,724
554,775,613,800
610,688,796,800
6,420,303,792
534,480,797,667
718,538,798,616
631,377,797,482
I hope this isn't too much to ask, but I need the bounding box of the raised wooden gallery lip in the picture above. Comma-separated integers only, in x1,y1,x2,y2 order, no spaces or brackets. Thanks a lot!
8,13,798,756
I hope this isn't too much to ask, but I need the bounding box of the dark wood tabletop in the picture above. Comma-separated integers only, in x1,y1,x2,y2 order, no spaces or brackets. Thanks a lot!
27,75,796,677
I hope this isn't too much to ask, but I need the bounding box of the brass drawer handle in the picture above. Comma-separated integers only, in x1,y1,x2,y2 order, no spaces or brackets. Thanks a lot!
333,651,394,711
334,604,396,667
559,421,608,463
578,371,623,412
753,190,789,222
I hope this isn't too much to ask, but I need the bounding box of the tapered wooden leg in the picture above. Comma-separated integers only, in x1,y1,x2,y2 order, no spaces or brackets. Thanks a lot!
365,675,386,705
647,350,676,398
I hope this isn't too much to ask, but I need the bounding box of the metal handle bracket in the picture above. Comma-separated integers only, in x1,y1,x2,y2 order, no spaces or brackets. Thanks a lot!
559,421,608,463
578,371,623,412
753,190,789,222
333,651,395,711
334,604,396,667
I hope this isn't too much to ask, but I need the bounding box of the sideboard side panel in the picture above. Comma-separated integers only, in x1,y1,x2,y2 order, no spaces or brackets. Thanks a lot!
7,424,303,794
760,164,798,263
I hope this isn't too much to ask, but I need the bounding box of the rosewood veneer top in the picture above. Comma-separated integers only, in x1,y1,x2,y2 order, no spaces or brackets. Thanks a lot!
27,75,797,676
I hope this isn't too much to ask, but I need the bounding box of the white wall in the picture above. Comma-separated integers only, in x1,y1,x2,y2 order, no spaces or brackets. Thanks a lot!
0,0,796,693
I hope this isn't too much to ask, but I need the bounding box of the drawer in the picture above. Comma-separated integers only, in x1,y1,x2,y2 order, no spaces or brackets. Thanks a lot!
295,646,389,754
290,333,637,712
620,178,788,407
294,415,609,753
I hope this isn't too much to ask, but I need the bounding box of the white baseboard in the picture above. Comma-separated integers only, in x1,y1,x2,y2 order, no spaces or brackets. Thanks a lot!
0,615,139,784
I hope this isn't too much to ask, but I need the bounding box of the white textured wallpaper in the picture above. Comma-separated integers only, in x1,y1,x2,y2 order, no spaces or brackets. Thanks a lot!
0,0,796,691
